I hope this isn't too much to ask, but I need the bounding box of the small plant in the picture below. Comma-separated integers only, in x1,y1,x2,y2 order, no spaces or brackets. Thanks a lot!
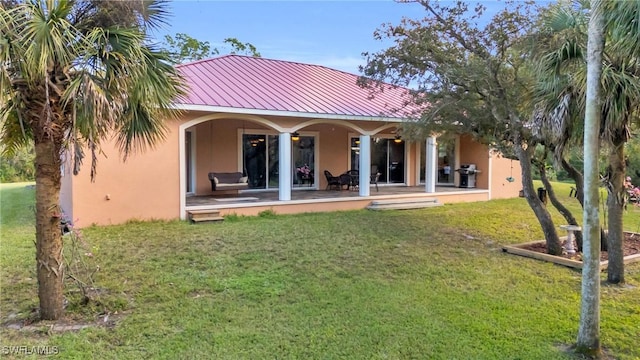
224,213,240,222
296,164,311,177
258,209,277,218
62,216,101,307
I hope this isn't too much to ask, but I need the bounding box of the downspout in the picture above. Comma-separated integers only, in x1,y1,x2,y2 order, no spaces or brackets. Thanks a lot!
178,127,187,220
487,148,494,199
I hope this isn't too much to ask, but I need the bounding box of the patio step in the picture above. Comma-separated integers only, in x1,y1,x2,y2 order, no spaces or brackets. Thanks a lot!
188,210,224,223
367,198,442,211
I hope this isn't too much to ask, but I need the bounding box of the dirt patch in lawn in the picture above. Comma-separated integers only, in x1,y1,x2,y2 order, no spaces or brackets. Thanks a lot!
520,232,640,261
1,310,126,337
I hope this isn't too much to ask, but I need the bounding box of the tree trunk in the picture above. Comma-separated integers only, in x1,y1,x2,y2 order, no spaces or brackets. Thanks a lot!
576,0,603,354
605,138,625,284
34,138,64,320
538,163,582,251
561,158,584,207
561,158,608,253
516,142,563,255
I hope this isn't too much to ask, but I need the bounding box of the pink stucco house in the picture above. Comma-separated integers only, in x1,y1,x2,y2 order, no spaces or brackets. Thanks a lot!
60,55,521,227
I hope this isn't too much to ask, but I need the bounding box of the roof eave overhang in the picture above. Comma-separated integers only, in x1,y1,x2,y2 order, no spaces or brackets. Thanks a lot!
172,104,407,123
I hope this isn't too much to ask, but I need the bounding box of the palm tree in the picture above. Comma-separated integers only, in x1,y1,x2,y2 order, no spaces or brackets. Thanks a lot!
578,0,604,353
534,0,640,284
0,0,183,320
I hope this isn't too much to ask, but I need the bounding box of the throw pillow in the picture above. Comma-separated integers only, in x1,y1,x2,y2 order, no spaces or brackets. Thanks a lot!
213,177,219,184
238,176,248,183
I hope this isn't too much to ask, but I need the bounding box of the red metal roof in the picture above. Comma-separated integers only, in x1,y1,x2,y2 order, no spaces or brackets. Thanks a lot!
175,55,414,120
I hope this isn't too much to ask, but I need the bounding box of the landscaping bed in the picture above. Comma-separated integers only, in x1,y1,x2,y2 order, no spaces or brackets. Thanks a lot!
503,231,640,269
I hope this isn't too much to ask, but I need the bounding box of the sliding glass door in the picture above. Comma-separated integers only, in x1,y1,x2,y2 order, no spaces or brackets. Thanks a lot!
350,136,406,184
243,134,273,189
242,133,315,189
292,136,315,188
419,134,456,185
436,135,455,185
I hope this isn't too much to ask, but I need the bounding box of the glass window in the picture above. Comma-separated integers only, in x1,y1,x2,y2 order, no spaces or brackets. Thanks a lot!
351,136,405,184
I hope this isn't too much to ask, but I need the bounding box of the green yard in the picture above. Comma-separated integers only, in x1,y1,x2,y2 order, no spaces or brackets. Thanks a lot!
1,182,639,359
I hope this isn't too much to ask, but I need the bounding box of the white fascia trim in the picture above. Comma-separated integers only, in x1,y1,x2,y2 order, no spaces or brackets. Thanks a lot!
173,103,405,123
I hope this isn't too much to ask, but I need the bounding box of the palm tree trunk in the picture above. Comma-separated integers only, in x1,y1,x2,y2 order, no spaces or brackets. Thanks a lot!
605,138,625,284
516,142,563,255
577,0,603,354
34,138,64,320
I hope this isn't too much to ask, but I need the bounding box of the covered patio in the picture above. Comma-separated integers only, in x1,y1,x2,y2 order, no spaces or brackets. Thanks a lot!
176,56,513,221
185,185,490,217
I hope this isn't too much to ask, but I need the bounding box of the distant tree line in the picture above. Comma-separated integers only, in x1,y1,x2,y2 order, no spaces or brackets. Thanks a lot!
0,143,34,182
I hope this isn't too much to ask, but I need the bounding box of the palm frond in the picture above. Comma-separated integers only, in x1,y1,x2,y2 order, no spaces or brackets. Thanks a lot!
605,0,640,57
0,104,33,156
137,0,171,31
544,2,586,33
70,0,170,32
113,45,184,157
63,26,184,167
21,0,80,82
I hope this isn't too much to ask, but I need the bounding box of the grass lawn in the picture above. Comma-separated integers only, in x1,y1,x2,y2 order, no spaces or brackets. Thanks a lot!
1,182,639,359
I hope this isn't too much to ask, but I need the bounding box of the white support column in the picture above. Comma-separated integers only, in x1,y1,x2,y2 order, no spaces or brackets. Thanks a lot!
359,134,371,196
425,136,437,193
279,132,292,201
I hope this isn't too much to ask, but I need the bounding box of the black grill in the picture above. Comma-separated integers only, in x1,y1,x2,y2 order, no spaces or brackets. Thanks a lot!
456,164,478,188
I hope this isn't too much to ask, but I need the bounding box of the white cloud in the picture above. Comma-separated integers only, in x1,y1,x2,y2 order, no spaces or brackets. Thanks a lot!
310,56,366,74
265,49,367,74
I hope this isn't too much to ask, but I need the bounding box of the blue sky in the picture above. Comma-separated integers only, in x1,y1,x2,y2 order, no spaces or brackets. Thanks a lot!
160,0,425,73
158,1,511,74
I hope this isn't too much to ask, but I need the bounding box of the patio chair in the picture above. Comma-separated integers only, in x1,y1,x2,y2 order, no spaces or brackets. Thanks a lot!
338,173,352,190
324,170,342,190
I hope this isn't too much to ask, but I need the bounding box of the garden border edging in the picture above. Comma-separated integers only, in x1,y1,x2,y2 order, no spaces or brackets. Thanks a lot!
503,233,640,270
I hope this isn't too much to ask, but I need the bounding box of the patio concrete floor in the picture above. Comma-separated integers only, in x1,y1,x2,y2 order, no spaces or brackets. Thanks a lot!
186,185,478,207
